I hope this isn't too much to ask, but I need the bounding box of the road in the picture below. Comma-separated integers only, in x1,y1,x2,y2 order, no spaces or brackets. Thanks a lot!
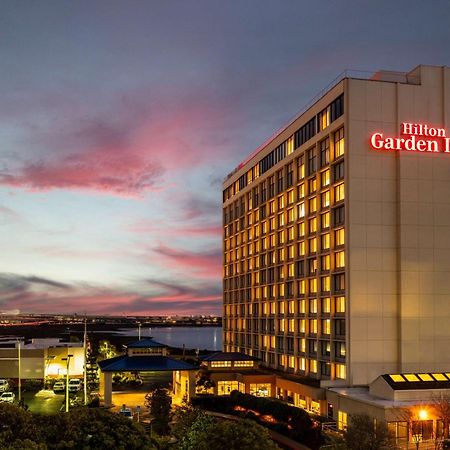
23,389,65,414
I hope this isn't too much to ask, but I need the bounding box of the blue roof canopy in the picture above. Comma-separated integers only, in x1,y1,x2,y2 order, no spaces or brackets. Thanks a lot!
201,352,259,362
126,338,166,348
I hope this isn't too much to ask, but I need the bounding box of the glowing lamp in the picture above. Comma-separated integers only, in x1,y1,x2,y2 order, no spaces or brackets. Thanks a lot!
418,409,428,420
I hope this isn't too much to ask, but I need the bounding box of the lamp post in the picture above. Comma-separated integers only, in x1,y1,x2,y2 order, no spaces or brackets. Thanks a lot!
62,354,73,413
17,339,21,403
137,322,141,341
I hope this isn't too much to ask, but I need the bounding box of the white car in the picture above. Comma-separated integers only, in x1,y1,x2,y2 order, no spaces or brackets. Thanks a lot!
53,381,66,393
68,379,82,393
0,380,9,393
0,392,15,403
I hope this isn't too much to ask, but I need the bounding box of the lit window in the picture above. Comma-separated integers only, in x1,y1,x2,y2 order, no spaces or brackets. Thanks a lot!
287,189,294,204
336,296,345,313
335,228,345,246
309,299,317,313
321,254,330,271
298,183,305,199
309,197,317,213
288,319,295,333
322,297,331,313
287,244,294,258
309,217,317,233
298,202,305,218
298,280,306,295
299,319,306,333
321,233,330,250
321,212,330,229
287,208,294,223
310,359,317,373
309,237,317,253
334,183,345,202
287,227,294,241
335,363,346,380
269,200,276,214
334,128,344,158
321,191,330,208
309,278,317,294
298,299,306,313
338,411,347,430
299,357,306,371
298,222,305,237
322,319,331,335
298,241,305,256
234,361,254,368
211,361,232,368
321,169,330,187
321,276,330,292
335,251,345,268
287,136,294,155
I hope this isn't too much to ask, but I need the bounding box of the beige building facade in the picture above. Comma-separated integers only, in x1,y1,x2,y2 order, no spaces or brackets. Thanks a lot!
222,65,450,430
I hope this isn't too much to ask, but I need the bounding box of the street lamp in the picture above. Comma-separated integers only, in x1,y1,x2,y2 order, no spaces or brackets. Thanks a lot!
62,354,73,413
17,339,21,403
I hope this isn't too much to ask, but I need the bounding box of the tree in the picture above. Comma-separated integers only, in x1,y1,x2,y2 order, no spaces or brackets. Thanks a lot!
433,395,450,440
178,414,280,450
171,403,204,440
344,414,397,450
85,338,99,391
98,340,117,360
145,386,172,435
195,367,215,394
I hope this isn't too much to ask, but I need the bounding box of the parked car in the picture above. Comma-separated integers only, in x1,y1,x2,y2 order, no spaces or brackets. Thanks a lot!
68,379,82,393
53,381,65,393
0,380,9,393
119,407,133,420
0,392,15,403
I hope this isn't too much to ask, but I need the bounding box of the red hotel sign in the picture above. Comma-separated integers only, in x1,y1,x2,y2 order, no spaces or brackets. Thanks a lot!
370,123,450,153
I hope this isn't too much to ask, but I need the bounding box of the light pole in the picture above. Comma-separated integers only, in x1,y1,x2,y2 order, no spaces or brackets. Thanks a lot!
62,354,73,413
17,339,21,403
137,322,141,341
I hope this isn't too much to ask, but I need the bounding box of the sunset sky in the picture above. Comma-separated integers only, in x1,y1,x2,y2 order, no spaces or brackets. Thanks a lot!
1,1,449,315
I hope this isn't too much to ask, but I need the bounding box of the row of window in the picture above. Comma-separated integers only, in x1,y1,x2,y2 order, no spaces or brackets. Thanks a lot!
223,116,344,203
224,144,344,225
224,296,346,316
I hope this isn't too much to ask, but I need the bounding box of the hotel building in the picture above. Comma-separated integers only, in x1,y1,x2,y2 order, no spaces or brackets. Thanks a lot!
222,65,450,436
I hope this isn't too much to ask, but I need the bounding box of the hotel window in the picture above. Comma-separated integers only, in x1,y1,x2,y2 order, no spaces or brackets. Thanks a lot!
309,319,318,334
309,197,317,214
278,249,285,263
288,263,294,278
287,163,294,187
298,280,306,295
299,338,306,353
318,107,331,131
287,226,294,241
335,342,346,358
321,169,330,187
269,176,275,198
287,136,294,155
308,258,317,275
334,319,346,336
335,296,345,313
322,319,331,335
250,383,271,397
333,206,344,226
269,200,276,215
287,208,294,223
211,361,232,368
298,202,305,218
333,160,344,181
277,195,285,210
288,319,295,333
309,298,317,313
321,276,330,293
278,230,285,245
335,228,345,246
308,177,317,194
321,191,330,208
334,183,345,202
320,137,330,166
309,217,317,234
287,189,294,205
307,148,317,175
310,359,317,373
333,273,345,292
278,212,285,227
338,411,348,430
287,244,294,259
321,212,330,229
297,222,305,237
309,278,317,294
218,381,245,396
335,251,345,269
322,297,331,313
322,341,331,356
299,357,306,371
288,300,295,314
297,183,305,199
277,170,284,193
321,254,330,271
321,233,330,250
335,363,346,380
298,299,306,314
309,237,317,253
270,217,276,231
298,241,305,256
270,302,276,314
334,128,344,158
321,362,331,377
299,319,306,333
297,155,305,180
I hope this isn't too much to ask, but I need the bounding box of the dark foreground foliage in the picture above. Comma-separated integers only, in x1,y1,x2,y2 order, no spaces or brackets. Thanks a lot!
192,390,323,449
0,404,154,450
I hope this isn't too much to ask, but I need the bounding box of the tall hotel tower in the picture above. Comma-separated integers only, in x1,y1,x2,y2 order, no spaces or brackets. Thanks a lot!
222,66,450,422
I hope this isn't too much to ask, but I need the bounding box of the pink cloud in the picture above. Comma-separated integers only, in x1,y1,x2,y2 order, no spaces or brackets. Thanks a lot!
151,244,222,279
128,220,222,237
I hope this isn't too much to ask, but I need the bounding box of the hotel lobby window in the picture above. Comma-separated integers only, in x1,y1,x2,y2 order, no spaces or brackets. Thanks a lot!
250,383,271,397
218,381,244,395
